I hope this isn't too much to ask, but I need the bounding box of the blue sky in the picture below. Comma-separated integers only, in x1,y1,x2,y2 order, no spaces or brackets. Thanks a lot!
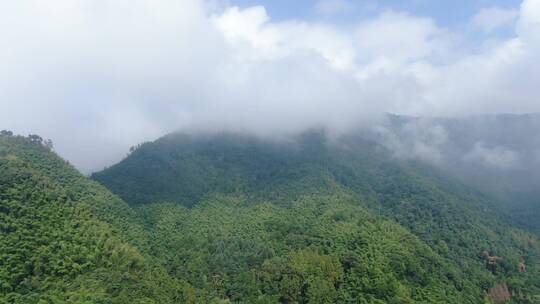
227,0,524,52
230,0,522,27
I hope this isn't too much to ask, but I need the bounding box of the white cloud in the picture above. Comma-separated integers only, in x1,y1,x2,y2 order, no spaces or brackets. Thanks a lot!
213,6,356,70
355,11,447,64
464,142,520,169
212,6,280,57
517,0,540,46
1,0,540,172
373,119,448,164
472,7,519,33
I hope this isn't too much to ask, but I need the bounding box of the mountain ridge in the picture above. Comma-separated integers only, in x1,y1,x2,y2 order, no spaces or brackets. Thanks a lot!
93,129,540,303
2,129,539,303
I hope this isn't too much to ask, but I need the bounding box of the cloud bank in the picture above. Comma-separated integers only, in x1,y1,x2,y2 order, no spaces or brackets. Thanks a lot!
464,142,520,169
1,0,539,172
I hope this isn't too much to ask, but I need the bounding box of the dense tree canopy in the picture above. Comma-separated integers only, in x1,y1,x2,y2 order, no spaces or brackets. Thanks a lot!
94,132,540,303
1,131,539,303
0,133,196,303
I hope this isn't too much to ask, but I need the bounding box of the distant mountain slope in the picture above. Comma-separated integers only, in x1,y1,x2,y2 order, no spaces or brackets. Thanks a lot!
437,114,540,236
0,134,196,303
367,113,540,235
93,131,540,303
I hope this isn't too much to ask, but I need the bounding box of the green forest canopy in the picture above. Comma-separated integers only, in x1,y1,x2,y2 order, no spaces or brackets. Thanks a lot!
1,131,539,303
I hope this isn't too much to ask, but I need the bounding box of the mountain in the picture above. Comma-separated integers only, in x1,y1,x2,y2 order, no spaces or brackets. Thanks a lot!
363,113,540,235
0,133,196,303
434,114,540,236
93,130,540,303
2,126,539,303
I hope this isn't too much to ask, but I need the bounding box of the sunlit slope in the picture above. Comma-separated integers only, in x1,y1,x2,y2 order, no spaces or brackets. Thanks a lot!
0,134,196,303
94,131,540,303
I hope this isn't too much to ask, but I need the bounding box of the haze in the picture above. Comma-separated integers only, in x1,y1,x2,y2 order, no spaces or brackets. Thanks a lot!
1,0,539,172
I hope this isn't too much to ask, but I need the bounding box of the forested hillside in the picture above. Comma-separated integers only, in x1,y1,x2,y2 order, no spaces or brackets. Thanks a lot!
93,131,540,303
0,133,196,303
3,0,540,302
0,132,476,303
1,131,539,303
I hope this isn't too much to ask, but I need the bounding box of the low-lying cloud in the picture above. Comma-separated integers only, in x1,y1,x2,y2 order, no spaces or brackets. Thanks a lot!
372,119,449,165
1,0,540,172
464,142,520,169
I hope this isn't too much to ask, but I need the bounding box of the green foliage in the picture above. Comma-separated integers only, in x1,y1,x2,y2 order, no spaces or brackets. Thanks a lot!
132,195,469,303
0,134,197,303
94,131,540,302
2,131,540,303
